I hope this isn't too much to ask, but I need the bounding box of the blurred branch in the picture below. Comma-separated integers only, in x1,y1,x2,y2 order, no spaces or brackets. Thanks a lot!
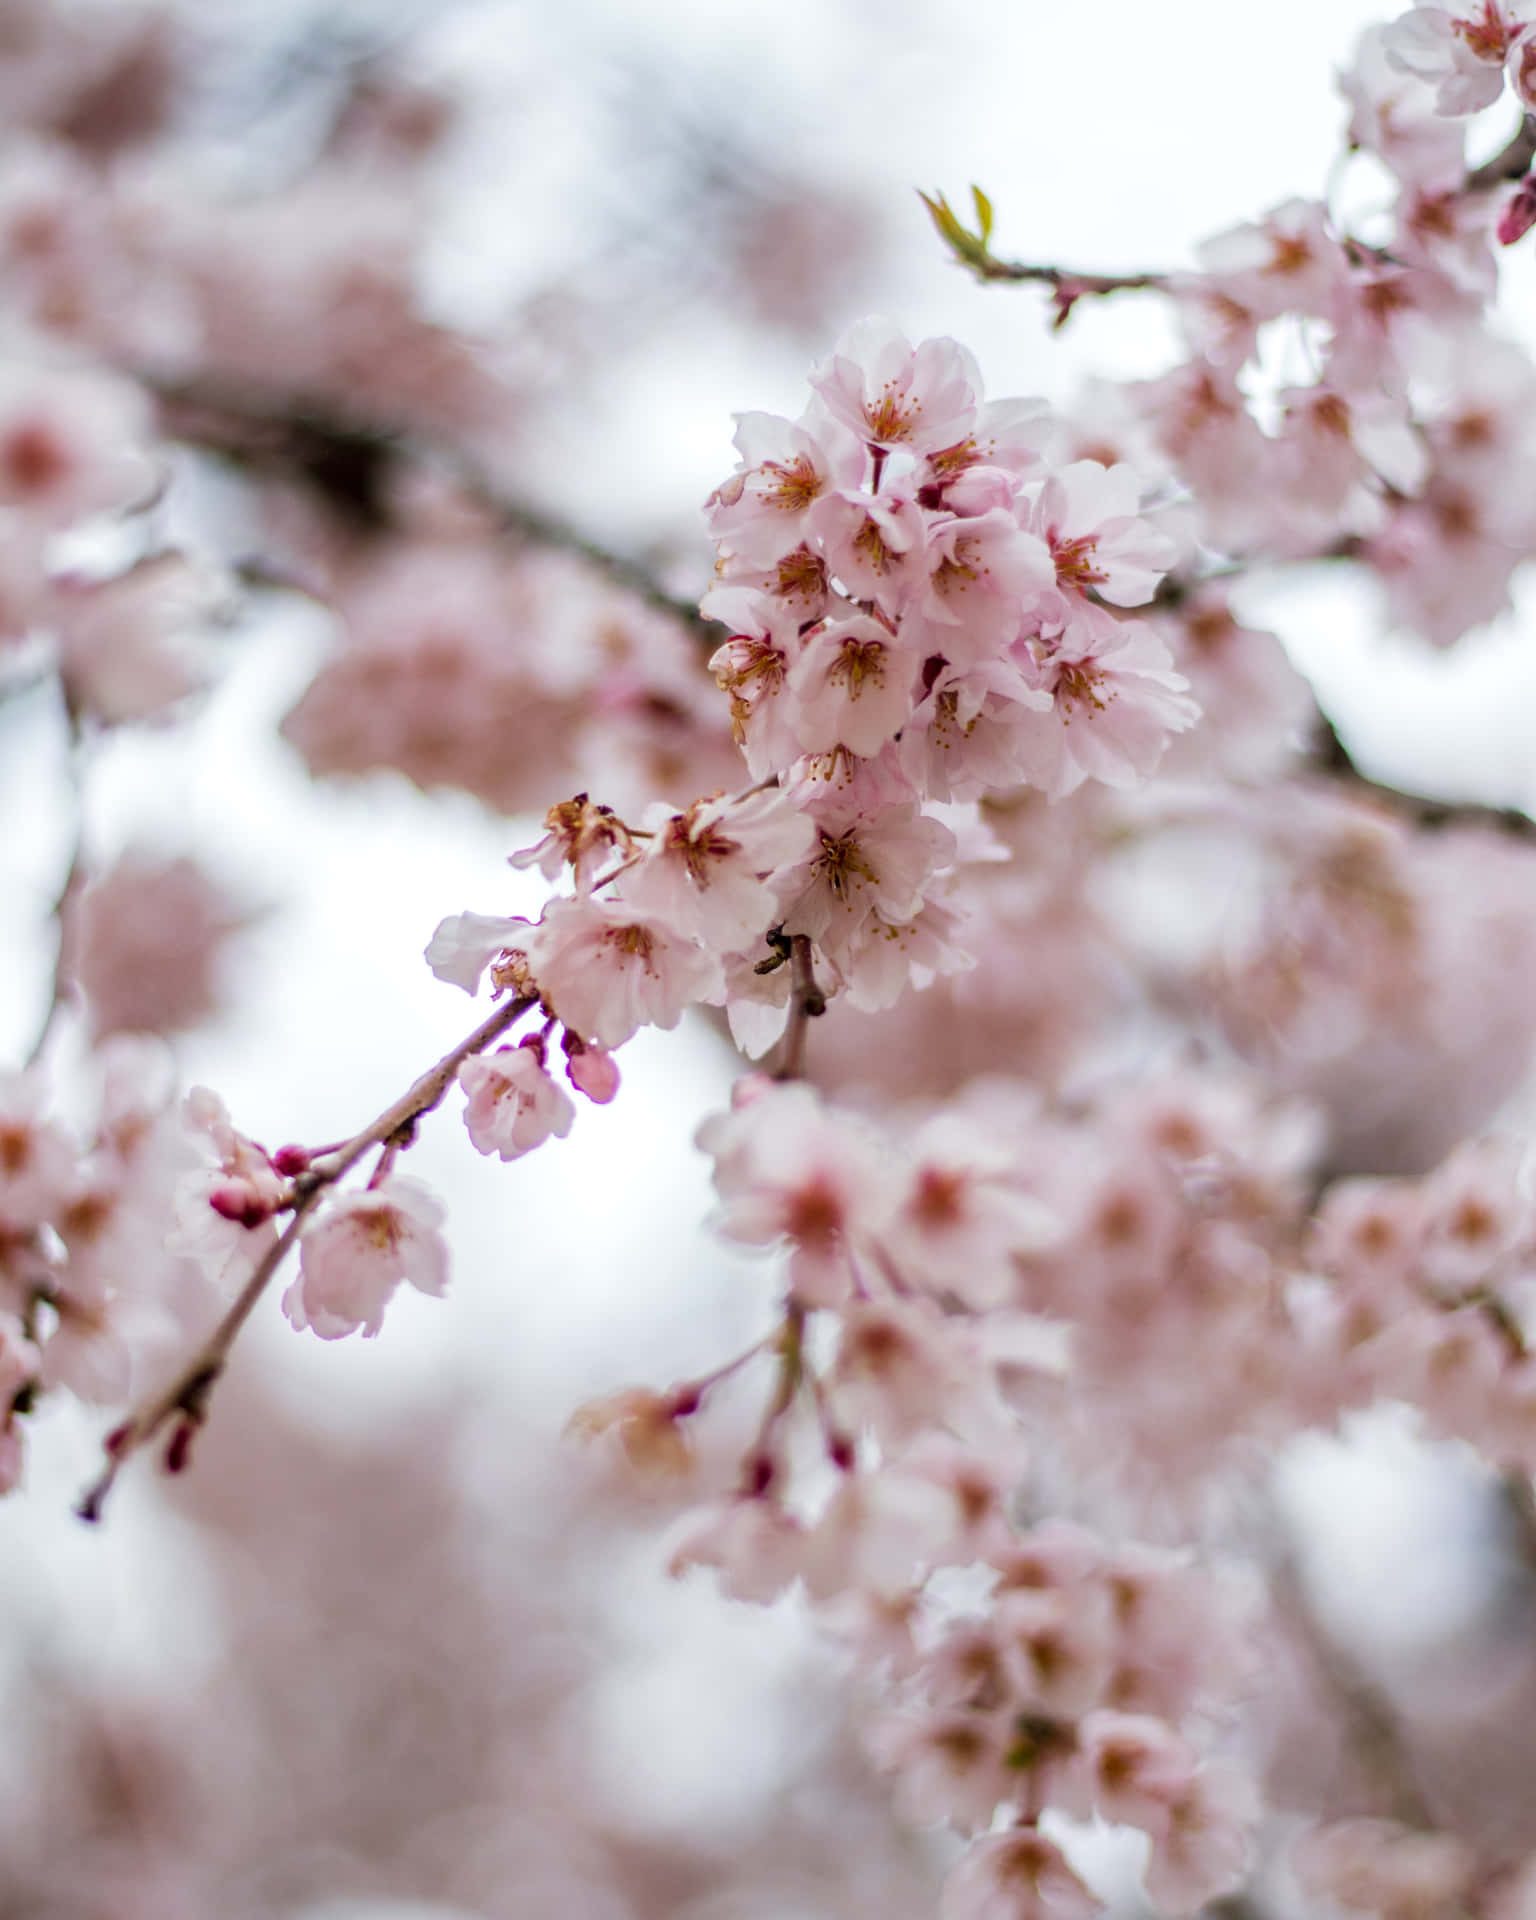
150,379,714,635
1310,711,1536,842
77,990,536,1523
154,382,1536,843
1270,1551,1439,1832
772,933,825,1083
1466,114,1536,191
23,710,88,1069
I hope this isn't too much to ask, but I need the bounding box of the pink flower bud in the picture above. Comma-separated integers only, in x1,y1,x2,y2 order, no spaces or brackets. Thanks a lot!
209,1179,272,1228
565,1038,621,1104
744,1451,776,1497
1499,176,1536,247
272,1143,311,1176
165,1417,196,1475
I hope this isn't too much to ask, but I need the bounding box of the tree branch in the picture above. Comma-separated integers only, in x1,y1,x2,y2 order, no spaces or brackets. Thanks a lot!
772,934,824,1083
76,990,536,1522
1270,1551,1440,1833
24,709,88,1069
1310,712,1536,842
1466,113,1536,192
149,377,714,635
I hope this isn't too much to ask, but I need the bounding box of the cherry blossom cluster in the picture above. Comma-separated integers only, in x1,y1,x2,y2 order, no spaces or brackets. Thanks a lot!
919,2,1536,664
592,1072,1259,1918
1308,1136,1536,1470
21,4,1536,1916
0,1044,238,1487
409,319,1197,1148
282,540,741,821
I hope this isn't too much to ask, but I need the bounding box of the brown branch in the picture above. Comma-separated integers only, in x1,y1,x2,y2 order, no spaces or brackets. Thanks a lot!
1270,1551,1440,1833
1466,113,1536,192
937,113,1536,323
149,377,712,634
24,710,88,1069
76,990,535,1522
1310,711,1536,842
772,934,824,1083
969,259,1167,301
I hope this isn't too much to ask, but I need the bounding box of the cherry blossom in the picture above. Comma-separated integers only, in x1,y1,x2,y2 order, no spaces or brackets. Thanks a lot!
22,12,1536,1916
811,317,980,454
458,1042,575,1161
522,895,725,1049
1382,1,1534,114
938,1828,1098,1920
705,405,864,564
283,1176,449,1340
618,787,815,951
1013,613,1198,799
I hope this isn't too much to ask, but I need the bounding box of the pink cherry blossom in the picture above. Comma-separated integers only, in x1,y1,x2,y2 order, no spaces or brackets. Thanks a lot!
1340,24,1470,187
705,405,864,566
508,794,633,891
283,1176,449,1340
805,484,927,610
939,1829,1099,1920
1013,614,1198,799
775,802,958,964
810,316,980,453
701,1080,899,1307
0,355,154,527
0,1071,76,1232
1023,461,1176,619
705,592,803,780
458,1043,575,1161
788,613,919,758
1382,1,1533,114
918,508,1055,656
618,787,814,952
425,911,534,995
522,895,724,1049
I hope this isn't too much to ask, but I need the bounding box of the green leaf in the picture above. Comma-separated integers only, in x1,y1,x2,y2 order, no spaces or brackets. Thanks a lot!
918,188,965,252
971,183,994,245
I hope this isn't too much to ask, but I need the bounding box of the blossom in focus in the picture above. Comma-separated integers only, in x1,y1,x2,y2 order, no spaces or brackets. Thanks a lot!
522,895,724,1049
810,317,980,453
619,787,815,952
459,1043,575,1162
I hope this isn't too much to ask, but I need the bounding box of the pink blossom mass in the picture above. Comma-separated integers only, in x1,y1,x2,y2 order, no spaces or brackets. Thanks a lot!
15,3,1536,1917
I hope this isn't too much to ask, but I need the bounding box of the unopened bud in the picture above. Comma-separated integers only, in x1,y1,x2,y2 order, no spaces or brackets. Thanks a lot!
272,1143,311,1176
1499,176,1536,247
209,1180,270,1228
564,1035,621,1104
165,1417,196,1475
743,1450,776,1497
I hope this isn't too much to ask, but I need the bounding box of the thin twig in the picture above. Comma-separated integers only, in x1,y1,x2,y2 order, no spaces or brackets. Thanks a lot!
970,259,1167,297
76,990,535,1522
772,934,824,1083
24,712,88,1069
